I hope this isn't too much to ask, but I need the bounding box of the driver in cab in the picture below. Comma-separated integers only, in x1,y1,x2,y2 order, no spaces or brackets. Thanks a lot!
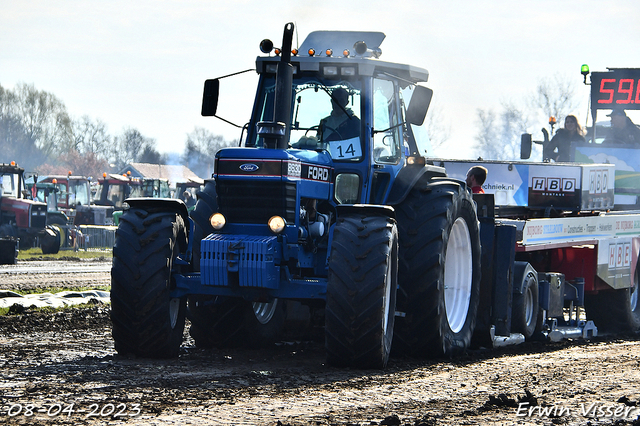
317,87,360,142
292,87,360,149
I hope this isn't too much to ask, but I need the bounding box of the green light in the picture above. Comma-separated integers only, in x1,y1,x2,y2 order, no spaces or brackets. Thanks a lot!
581,64,590,75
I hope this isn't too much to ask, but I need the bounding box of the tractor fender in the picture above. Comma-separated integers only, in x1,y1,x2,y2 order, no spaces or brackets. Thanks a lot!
124,198,191,238
335,204,395,219
386,164,447,206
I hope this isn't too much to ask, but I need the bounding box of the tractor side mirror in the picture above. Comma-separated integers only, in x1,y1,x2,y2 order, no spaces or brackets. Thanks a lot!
405,86,433,126
201,79,220,117
520,133,532,159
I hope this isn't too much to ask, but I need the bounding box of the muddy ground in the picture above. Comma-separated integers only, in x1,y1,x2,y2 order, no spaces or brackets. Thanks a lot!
1,260,640,426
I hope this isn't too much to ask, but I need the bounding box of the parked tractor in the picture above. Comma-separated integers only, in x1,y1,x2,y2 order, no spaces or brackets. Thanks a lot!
39,174,112,226
0,162,60,254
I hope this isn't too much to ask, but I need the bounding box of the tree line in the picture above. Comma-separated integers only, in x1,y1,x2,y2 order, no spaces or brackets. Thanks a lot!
473,73,582,161
0,82,236,179
1,74,580,180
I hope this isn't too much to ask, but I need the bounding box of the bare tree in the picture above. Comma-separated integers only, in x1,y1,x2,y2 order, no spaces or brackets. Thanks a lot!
474,108,499,159
0,83,45,169
72,115,111,159
474,102,530,161
12,83,73,159
41,150,110,179
182,127,236,178
111,128,163,169
530,73,580,130
425,101,450,150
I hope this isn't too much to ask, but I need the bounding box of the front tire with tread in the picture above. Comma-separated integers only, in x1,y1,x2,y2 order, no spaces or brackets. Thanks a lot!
111,207,187,358
325,213,398,369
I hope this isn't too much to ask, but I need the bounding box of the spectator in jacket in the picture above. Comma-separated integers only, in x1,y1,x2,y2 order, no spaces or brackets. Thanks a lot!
466,165,487,194
543,115,585,162
605,109,640,145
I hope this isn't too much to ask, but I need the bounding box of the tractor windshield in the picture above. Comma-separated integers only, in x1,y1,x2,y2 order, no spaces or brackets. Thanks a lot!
68,180,91,207
252,76,363,161
1,172,22,198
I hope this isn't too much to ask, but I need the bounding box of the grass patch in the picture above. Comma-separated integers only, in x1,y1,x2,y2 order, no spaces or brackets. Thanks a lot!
14,286,111,295
18,247,112,261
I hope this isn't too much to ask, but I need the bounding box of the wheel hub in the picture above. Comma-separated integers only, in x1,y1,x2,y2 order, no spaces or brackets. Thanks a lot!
253,299,278,325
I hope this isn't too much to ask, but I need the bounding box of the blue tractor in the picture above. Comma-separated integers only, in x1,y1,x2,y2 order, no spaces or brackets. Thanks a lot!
110,23,482,368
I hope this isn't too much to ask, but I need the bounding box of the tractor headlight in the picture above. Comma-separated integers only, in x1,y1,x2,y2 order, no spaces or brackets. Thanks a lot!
268,215,286,234
209,213,226,230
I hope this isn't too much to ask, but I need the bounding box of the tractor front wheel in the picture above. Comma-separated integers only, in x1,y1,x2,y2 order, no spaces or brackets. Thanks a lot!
110,207,187,358
325,213,398,369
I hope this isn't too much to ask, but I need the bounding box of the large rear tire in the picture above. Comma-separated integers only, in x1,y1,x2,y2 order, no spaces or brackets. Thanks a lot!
394,179,481,357
585,270,640,333
325,213,398,369
110,207,187,358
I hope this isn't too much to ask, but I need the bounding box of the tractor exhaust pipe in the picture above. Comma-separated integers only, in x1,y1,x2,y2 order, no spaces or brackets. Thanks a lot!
258,22,294,150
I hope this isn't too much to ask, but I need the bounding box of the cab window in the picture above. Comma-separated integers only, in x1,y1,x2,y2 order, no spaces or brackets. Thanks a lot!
373,79,402,164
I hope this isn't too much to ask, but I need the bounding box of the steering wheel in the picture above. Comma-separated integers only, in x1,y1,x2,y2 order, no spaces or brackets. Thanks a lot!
305,125,320,136
321,125,344,142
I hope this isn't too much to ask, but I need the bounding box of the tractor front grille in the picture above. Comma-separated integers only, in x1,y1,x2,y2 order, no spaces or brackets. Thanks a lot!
216,180,296,224
31,205,47,229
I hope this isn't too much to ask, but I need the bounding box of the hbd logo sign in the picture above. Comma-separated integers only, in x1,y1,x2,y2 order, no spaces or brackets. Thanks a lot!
589,170,609,194
532,177,576,193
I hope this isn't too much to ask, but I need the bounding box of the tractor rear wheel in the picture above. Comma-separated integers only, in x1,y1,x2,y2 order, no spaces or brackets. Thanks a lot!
325,213,398,369
394,179,481,357
110,207,187,358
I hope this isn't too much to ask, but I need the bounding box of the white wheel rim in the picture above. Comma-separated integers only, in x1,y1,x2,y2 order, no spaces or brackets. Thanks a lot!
631,274,638,312
383,258,392,334
253,299,278,325
444,217,473,333
169,298,180,328
524,280,534,327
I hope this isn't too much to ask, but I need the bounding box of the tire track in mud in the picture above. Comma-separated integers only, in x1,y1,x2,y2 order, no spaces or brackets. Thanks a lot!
1,306,640,425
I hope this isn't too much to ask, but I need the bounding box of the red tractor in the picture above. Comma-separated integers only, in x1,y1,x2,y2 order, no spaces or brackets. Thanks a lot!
39,173,113,226
0,162,60,254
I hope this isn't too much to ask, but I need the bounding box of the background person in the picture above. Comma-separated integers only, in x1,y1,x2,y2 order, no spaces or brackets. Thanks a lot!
605,109,640,144
543,115,585,162
466,165,487,194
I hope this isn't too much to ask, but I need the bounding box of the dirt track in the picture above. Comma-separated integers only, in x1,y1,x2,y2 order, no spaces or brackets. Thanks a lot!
1,260,640,425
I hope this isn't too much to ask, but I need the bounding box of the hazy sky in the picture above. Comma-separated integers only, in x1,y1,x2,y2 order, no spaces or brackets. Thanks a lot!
2,0,639,159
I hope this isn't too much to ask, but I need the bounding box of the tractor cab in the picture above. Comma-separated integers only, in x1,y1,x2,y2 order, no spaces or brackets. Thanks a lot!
203,28,433,213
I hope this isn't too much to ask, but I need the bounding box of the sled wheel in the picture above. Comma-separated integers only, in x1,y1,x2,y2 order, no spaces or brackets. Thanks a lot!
394,179,481,357
585,267,640,333
325,212,398,368
512,263,542,339
111,207,187,358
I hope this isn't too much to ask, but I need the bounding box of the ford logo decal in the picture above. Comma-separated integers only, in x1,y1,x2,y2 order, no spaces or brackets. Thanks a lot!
239,163,259,172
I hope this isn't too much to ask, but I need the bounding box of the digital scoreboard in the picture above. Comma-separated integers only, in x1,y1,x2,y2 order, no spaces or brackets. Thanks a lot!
590,69,640,110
